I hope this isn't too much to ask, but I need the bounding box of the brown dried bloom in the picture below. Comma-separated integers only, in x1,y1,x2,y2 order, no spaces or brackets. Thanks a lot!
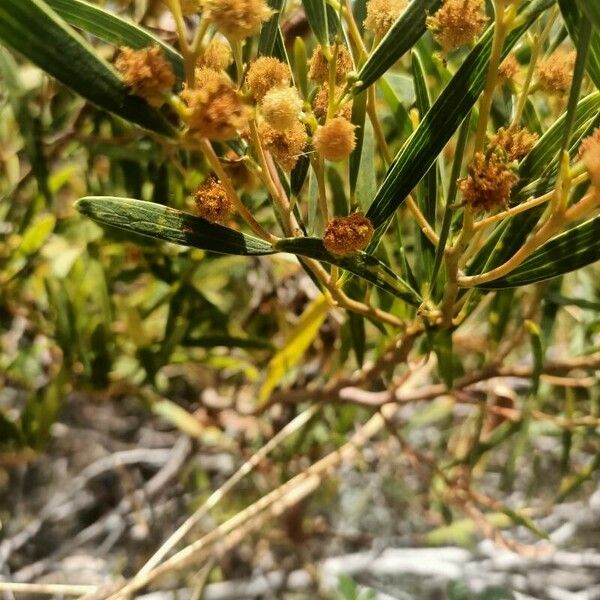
313,117,356,161
115,46,175,107
537,49,576,94
579,128,600,191
313,84,353,120
193,178,233,224
259,121,308,171
426,0,489,51
198,38,233,71
308,45,353,84
364,0,408,38
498,54,520,83
202,0,274,40
261,86,303,130
488,126,538,162
459,150,519,211
245,57,291,101
181,69,250,140
323,213,374,256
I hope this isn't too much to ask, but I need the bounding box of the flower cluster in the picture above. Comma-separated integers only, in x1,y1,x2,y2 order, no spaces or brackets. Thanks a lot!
426,0,488,51
324,213,374,255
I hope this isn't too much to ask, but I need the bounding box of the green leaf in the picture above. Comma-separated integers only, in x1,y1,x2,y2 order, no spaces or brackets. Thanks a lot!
76,196,275,256
578,0,600,30
275,237,422,306
559,0,600,88
354,0,443,93
301,0,329,48
258,0,285,57
365,0,556,232
258,295,329,406
45,0,184,81
478,215,600,289
0,0,176,136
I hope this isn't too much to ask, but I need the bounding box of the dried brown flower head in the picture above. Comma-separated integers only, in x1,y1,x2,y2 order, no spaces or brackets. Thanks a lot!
426,0,488,51
181,69,250,140
115,46,175,107
498,54,520,83
261,86,303,130
579,128,600,191
488,126,538,162
259,121,308,171
308,45,353,85
313,117,356,161
313,84,353,120
193,178,233,224
323,213,374,255
537,49,576,94
364,0,408,38
459,150,519,211
245,57,291,101
202,0,274,40
198,38,233,71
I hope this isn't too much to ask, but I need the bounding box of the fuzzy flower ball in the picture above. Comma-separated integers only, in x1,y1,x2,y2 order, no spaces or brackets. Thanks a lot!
245,57,291,102
115,46,175,107
426,0,488,51
323,213,374,256
193,178,233,224
488,126,538,162
579,128,600,192
364,0,408,38
537,49,576,94
259,121,308,171
313,117,357,161
261,87,303,131
202,0,274,40
308,45,353,85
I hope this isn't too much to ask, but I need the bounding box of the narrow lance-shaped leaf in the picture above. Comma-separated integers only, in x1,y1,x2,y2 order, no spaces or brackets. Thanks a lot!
365,0,556,232
76,197,275,256
45,0,184,81
0,0,176,136
275,237,422,306
301,0,329,48
258,0,285,56
354,0,443,93
477,215,600,289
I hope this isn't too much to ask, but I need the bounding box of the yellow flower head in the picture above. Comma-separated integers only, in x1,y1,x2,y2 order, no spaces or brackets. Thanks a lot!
459,150,519,211
115,46,175,107
245,57,291,101
579,128,600,192
259,121,308,171
537,48,576,94
313,117,356,161
261,86,303,131
193,178,233,224
426,0,488,51
324,213,374,255
488,126,538,162
364,0,408,38
308,45,353,84
202,0,274,40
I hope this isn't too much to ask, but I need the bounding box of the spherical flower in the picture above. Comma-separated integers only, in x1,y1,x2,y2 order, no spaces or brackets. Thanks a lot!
488,126,538,162
260,86,303,130
313,117,356,161
323,213,374,256
537,49,576,94
202,0,274,40
579,128,600,192
308,45,353,84
364,0,408,38
181,69,250,140
198,38,233,71
193,178,233,223
459,150,519,211
115,46,175,107
245,57,291,101
259,121,308,171
498,54,520,83
426,0,489,51
312,84,353,121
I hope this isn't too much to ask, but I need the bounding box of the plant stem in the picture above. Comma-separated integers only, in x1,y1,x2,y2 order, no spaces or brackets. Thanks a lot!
406,194,439,245
474,0,509,153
